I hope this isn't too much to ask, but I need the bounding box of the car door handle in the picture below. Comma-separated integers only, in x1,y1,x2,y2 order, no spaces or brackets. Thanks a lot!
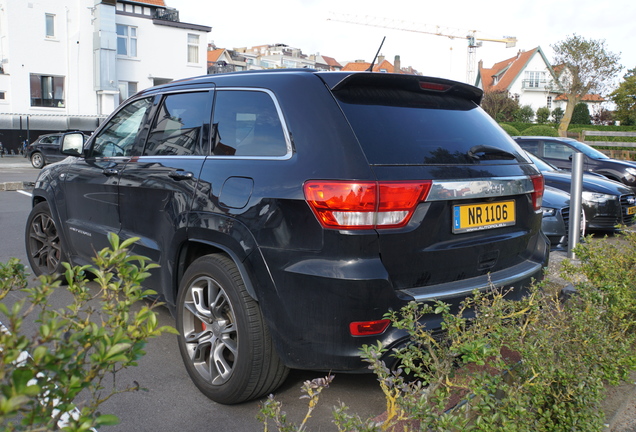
102,168,119,176
168,170,194,181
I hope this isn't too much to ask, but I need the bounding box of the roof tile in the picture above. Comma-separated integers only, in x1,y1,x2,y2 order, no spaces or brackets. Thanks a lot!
132,0,166,6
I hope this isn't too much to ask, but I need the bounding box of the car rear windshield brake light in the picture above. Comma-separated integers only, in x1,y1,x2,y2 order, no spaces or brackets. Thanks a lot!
419,82,451,91
531,174,545,211
304,180,432,230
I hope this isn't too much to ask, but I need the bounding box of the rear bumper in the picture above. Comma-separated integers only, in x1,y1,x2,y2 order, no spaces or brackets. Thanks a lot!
399,258,545,302
255,234,549,372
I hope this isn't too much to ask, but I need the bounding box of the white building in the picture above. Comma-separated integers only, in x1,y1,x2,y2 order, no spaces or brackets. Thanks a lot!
0,0,210,152
476,47,604,120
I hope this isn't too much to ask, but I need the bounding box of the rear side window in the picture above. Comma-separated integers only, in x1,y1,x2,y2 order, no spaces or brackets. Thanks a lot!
211,89,288,157
92,97,154,157
144,91,211,156
334,88,525,165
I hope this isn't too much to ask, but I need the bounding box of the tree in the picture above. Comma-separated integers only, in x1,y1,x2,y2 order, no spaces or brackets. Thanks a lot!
536,107,551,124
591,107,615,126
610,67,636,126
571,102,592,125
481,90,520,122
551,35,622,135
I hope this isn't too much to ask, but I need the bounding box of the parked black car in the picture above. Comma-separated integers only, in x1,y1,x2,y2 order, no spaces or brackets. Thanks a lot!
26,132,85,169
540,185,586,249
527,152,636,230
514,136,636,192
25,70,549,404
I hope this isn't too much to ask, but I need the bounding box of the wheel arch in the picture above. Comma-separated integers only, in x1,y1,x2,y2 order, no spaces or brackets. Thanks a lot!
593,169,622,182
174,239,259,308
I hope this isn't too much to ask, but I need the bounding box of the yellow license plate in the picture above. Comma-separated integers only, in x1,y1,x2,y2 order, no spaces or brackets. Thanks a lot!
628,206,636,215
453,201,515,233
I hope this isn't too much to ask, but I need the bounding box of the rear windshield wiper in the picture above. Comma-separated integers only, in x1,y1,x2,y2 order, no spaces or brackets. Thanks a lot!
467,145,519,161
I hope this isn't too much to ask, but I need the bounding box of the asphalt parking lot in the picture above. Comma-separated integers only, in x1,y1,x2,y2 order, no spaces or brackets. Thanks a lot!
2,154,636,430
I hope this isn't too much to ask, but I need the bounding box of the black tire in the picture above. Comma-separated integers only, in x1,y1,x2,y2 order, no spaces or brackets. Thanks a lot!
25,201,65,276
30,152,45,169
176,254,289,404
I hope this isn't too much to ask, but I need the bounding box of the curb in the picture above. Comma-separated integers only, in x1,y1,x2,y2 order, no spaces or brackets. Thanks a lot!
0,181,34,191
603,371,636,430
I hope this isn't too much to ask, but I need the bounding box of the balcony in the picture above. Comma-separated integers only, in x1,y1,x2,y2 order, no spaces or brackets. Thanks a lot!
154,8,179,22
521,79,549,91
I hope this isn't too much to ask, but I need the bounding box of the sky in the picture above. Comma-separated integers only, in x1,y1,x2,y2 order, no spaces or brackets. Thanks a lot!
168,0,635,88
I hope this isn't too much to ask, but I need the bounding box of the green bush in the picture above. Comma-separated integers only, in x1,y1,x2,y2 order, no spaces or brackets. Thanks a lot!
536,107,551,124
551,107,565,125
499,122,534,132
0,234,176,431
498,123,520,136
572,103,592,125
520,125,559,136
259,231,636,432
514,105,535,123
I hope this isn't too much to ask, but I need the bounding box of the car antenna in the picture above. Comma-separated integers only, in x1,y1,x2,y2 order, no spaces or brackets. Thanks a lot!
366,36,386,72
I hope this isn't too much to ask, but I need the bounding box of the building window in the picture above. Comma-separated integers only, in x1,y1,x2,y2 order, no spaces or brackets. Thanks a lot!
547,96,552,109
0,91,5,100
30,74,65,107
117,25,137,57
187,34,199,63
45,14,55,38
118,81,138,104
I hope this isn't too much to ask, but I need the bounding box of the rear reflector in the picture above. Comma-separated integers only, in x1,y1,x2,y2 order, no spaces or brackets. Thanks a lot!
349,319,391,336
530,174,545,211
304,180,432,229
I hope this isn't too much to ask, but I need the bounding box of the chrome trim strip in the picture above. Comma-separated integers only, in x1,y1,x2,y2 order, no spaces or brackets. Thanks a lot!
427,177,533,201
399,259,543,302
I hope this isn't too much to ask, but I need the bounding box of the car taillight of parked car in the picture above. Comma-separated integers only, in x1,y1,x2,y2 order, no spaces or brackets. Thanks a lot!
531,174,545,211
303,180,433,229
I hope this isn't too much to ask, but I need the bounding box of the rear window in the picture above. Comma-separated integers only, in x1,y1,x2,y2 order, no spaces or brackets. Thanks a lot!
334,89,526,166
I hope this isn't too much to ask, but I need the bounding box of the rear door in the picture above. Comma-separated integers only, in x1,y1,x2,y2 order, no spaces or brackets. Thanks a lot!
117,89,213,294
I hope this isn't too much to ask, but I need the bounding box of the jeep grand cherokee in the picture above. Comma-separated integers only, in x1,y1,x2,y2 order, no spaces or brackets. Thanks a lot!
26,70,549,404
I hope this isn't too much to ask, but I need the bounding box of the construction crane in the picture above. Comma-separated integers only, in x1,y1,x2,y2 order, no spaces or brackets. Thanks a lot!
327,13,517,84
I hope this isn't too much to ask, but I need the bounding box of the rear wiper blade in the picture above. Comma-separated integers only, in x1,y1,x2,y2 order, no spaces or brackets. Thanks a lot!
467,145,518,161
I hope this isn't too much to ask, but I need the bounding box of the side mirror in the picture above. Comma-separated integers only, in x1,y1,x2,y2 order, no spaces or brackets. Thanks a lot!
61,132,85,157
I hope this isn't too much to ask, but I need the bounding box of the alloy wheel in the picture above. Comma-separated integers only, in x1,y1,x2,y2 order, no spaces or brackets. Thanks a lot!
181,275,238,385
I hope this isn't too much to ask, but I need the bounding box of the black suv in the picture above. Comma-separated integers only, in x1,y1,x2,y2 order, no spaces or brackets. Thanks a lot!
26,70,549,404
514,136,636,192
26,132,86,169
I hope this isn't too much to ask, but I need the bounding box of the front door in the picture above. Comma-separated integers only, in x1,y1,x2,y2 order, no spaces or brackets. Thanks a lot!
61,97,156,263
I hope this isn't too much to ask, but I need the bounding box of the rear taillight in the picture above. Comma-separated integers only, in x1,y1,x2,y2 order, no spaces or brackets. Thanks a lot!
531,174,545,211
304,180,432,230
